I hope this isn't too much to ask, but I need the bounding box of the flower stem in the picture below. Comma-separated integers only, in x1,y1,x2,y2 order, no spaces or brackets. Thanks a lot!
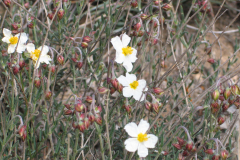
94,122,105,160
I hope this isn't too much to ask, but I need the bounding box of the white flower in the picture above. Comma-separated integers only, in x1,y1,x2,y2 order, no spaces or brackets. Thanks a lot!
2,28,28,54
26,43,52,69
111,33,137,72
124,119,158,158
117,73,148,101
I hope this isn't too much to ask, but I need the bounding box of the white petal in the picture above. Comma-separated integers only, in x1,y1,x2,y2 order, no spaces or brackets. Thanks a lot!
126,73,137,82
27,43,35,53
16,44,26,53
124,138,139,152
143,134,158,148
3,28,12,37
18,33,28,44
133,90,145,102
2,37,10,43
128,48,138,63
115,52,125,64
8,44,16,54
117,75,129,87
123,87,134,98
138,80,147,89
123,60,133,72
138,143,148,157
111,36,123,52
38,45,49,55
137,119,149,134
40,55,52,64
124,122,139,137
122,33,131,47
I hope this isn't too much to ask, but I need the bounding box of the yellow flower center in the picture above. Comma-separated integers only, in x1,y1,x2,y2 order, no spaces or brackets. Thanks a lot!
130,81,139,90
137,133,148,142
30,49,41,61
9,36,18,45
122,46,133,56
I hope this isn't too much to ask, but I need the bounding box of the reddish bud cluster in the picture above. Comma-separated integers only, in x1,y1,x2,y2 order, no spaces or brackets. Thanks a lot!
18,125,27,141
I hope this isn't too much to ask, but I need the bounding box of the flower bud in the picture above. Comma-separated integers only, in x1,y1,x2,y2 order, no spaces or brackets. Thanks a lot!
185,141,193,151
123,105,131,114
212,154,220,160
57,55,64,65
81,42,88,48
161,151,169,156
111,79,118,89
172,143,181,150
64,104,71,109
207,58,215,64
131,0,138,8
95,113,102,125
205,149,214,155
86,96,93,103
98,86,109,94
134,22,141,32
57,9,64,20
145,101,152,111
88,113,95,123
177,137,186,147
137,41,142,46
12,23,18,30
22,131,27,141
211,89,219,101
137,30,144,37
140,14,148,20
218,116,225,125
117,84,123,93
45,91,52,100
76,61,83,69
77,121,85,132
49,65,56,74
162,3,172,11
28,23,34,29
219,95,224,101
19,58,25,69
83,36,92,43
12,65,20,75
222,103,229,112
211,101,219,109
75,103,85,112
110,87,116,94
153,87,164,95
152,101,160,113
224,87,231,100
191,146,197,152
154,0,162,5
95,106,102,113
231,84,240,95
48,12,54,20
4,0,11,7
152,39,158,45
42,63,48,69
182,150,189,156
220,150,228,160
24,2,29,9
234,101,240,109
18,125,27,137
64,110,73,115
228,96,235,105
34,77,41,88
72,121,78,129
84,118,90,129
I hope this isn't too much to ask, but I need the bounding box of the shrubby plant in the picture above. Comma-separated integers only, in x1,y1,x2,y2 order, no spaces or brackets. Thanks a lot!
0,0,239,159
